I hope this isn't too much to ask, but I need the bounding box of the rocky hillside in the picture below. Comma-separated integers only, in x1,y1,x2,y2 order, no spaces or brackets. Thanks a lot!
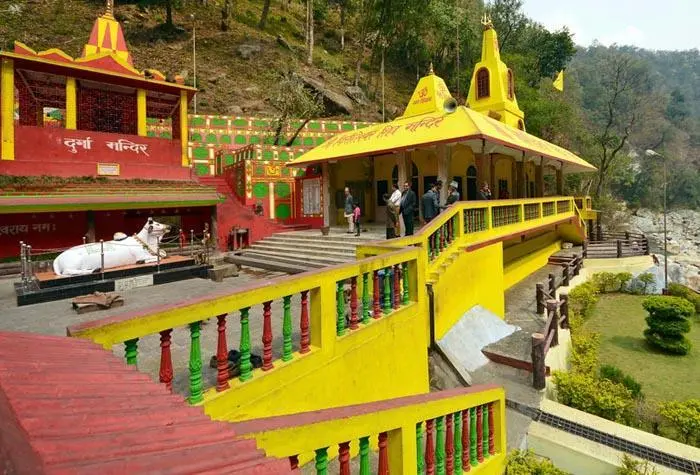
1,0,414,121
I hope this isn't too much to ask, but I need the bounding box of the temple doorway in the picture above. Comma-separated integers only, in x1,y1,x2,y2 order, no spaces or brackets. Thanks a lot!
466,165,478,200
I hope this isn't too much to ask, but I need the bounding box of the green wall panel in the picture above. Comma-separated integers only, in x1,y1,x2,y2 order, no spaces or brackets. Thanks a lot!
275,203,291,219
253,183,268,198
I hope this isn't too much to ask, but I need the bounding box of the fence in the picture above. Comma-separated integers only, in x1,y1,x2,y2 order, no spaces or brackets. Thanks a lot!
535,254,582,314
583,232,649,259
531,295,569,390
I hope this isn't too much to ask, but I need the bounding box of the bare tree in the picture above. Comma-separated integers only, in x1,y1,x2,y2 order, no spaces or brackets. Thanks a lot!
259,0,272,29
306,0,314,64
268,74,324,146
221,0,232,31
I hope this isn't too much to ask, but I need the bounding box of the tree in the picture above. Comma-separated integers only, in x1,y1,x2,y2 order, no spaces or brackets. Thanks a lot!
306,0,314,64
488,0,527,54
221,0,232,31
268,73,324,146
164,0,173,27
258,0,271,29
642,296,694,355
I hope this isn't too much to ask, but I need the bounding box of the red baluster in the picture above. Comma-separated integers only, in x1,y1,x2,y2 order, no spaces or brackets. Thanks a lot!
446,413,454,474
289,455,299,470
476,405,484,463
300,290,310,353
262,301,273,371
378,432,389,475
426,418,436,475
462,410,470,472
159,329,173,392
393,265,400,309
339,441,351,475
216,314,230,392
488,402,495,455
349,277,359,329
373,270,381,318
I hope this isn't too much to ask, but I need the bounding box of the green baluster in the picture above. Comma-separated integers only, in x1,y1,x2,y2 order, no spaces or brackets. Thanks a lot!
314,447,329,475
416,422,424,475
362,272,371,324
482,404,489,458
402,262,409,305
383,268,391,314
239,307,253,382
436,416,445,475
282,295,293,362
336,281,347,336
359,436,370,475
188,321,203,404
124,338,138,366
470,407,478,467
454,411,462,473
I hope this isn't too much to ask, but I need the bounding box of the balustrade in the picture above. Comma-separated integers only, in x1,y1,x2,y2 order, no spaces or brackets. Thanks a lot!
491,204,521,227
556,200,571,214
463,208,487,234
524,202,540,221
542,201,555,217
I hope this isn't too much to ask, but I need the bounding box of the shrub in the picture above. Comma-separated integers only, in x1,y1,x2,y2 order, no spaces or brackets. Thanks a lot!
553,371,635,424
505,450,570,475
593,272,621,293
568,281,600,319
667,283,700,315
638,272,656,294
658,399,700,446
618,272,633,292
569,332,600,375
642,296,694,355
599,364,643,399
617,455,660,475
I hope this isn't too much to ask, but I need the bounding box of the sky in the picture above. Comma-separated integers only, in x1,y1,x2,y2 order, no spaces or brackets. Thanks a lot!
520,0,700,51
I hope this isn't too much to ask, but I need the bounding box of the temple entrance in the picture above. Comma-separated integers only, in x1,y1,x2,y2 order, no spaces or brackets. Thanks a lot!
466,165,478,200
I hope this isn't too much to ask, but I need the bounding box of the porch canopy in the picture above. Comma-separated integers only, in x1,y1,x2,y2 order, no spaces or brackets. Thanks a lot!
287,105,596,174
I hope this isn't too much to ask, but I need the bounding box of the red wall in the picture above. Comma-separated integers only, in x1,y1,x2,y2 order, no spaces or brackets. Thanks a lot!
3,126,190,180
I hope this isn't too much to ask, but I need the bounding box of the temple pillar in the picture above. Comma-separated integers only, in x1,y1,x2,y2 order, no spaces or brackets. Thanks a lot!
489,154,496,193
437,144,450,204
179,90,189,166
535,158,544,197
65,77,77,130
396,152,407,187
85,210,96,243
137,89,147,137
1,58,14,160
556,166,564,195
516,160,525,198
322,162,331,227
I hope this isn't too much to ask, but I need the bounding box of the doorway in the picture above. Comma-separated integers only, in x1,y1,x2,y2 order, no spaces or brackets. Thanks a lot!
466,165,478,200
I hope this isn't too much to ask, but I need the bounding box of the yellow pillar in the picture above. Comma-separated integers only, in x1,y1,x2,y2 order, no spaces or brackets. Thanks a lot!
180,90,189,166
516,161,525,198
535,159,544,197
65,77,77,130
556,166,564,195
1,58,15,160
136,89,147,136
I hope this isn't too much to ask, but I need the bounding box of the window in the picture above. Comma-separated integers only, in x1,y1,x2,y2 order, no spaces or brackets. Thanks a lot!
517,119,524,131
476,68,490,99
507,69,514,99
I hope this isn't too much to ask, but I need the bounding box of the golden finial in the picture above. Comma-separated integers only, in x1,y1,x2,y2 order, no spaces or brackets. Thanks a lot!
105,0,114,17
481,14,493,29
428,62,434,75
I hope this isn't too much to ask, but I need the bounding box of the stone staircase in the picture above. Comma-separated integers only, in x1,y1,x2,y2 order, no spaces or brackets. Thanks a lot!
0,332,292,474
226,229,380,274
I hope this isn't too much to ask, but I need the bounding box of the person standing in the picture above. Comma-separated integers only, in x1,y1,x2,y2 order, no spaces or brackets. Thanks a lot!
352,202,361,237
445,181,460,206
421,183,439,223
383,193,399,239
399,182,417,236
343,187,354,233
478,182,492,200
389,183,403,236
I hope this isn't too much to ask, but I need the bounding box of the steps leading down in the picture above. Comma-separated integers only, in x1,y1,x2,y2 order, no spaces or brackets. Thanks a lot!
226,229,378,274
0,332,292,475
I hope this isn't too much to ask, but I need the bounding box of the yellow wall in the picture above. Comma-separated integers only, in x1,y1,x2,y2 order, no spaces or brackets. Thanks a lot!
433,243,505,340
504,237,562,290
329,158,369,223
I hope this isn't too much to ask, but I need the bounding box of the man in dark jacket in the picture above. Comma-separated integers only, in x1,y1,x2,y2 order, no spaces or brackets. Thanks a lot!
399,182,417,236
445,180,460,207
421,183,440,223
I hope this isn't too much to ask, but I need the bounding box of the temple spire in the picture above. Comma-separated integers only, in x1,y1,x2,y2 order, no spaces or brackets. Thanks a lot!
106,0,114,18
428,62,435,75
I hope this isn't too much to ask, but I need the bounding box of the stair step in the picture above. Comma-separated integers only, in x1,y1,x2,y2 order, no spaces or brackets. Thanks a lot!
253,240,357,254
240,248,352,265
225,254,312,275
249,243,355,258
235,251,327,269
263,235,367,248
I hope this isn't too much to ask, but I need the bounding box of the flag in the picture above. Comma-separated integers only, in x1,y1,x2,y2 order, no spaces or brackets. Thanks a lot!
553,70,564,92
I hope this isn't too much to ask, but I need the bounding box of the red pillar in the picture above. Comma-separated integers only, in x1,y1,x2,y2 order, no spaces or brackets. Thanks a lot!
378,432,389,475
339,441,351,475
215,314,230,392
349,277,359,329
262,301,273,371
158,329,173,392
426,419,435,475
300,290,310,353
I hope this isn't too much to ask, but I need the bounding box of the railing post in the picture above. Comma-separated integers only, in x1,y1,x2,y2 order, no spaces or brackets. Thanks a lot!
125,338,138,366
262,301,273,370
548,273,556,296
393,264,401,310
582,240,588,258
362,273,371,324
436,416,445,474
99,240,104,281
488,403,495,455
616,239,622,258
159,329,174,392
339,441,351,475
378,432,389,475
216,314,230,392
462,410,470,472
402,262,410,305
300,291,310,353
560,294,569,330
531,333,546,390
425,419,435,475
349,277,359,330
239,307,253,382
454,411,462,474
476,406,483,463
563,263,570,286
373,270,382,318
417,423,424,475
359,436,370,475
282,295,293,361
536,283,545,314
446,413,454,474
188,321,203,404
546,300,559,347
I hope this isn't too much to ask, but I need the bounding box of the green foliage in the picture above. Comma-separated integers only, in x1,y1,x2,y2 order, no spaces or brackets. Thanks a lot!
667,283,700,315
617,455,660,475
599,364,643,399
568,281,600,319
657,399,700,446
569,331,600,375
592,272,633,293
637,273,656,294
553,371,635,424
643,296,694,355
505,450,570,475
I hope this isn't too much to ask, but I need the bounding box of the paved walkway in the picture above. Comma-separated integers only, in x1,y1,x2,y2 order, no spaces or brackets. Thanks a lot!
0,267,304,397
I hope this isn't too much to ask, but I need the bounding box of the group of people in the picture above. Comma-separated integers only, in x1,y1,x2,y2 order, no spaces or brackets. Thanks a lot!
345,179,495,240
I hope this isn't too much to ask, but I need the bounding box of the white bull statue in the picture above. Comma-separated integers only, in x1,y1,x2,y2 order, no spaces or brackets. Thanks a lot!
52,218,170,276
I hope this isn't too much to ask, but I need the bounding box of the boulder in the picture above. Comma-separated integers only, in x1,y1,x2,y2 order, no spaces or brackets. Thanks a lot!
227,105,243,115
237,43,262,60
301,75,353,115
345,85,369,105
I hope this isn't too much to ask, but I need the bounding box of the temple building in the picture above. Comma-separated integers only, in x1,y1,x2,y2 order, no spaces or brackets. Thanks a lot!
289,16,595,227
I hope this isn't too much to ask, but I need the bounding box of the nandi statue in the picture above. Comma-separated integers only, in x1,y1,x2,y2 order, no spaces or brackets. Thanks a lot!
52,218,170,276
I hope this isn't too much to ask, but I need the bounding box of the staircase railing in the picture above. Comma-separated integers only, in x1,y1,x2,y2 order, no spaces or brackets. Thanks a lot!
68,247,423,408
232,385,506,474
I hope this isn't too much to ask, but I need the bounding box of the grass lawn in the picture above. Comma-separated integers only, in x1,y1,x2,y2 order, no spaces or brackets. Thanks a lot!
583,293,700,403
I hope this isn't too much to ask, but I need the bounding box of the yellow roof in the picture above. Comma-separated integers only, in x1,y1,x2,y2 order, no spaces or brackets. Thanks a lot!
288,106,596,173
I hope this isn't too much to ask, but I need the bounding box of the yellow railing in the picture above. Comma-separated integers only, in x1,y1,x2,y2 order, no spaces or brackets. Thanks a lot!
574,195,596,221
232,385,506,474
68,248,429,420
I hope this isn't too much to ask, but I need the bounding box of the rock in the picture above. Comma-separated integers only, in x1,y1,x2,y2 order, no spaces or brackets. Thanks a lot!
242,100,265,112
244,86,260,94
7,4,22,14
300,75,353,115
227,105,243,115
237,43,262,60
276,34,292,51
345,85,369,105
208,72,227,84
